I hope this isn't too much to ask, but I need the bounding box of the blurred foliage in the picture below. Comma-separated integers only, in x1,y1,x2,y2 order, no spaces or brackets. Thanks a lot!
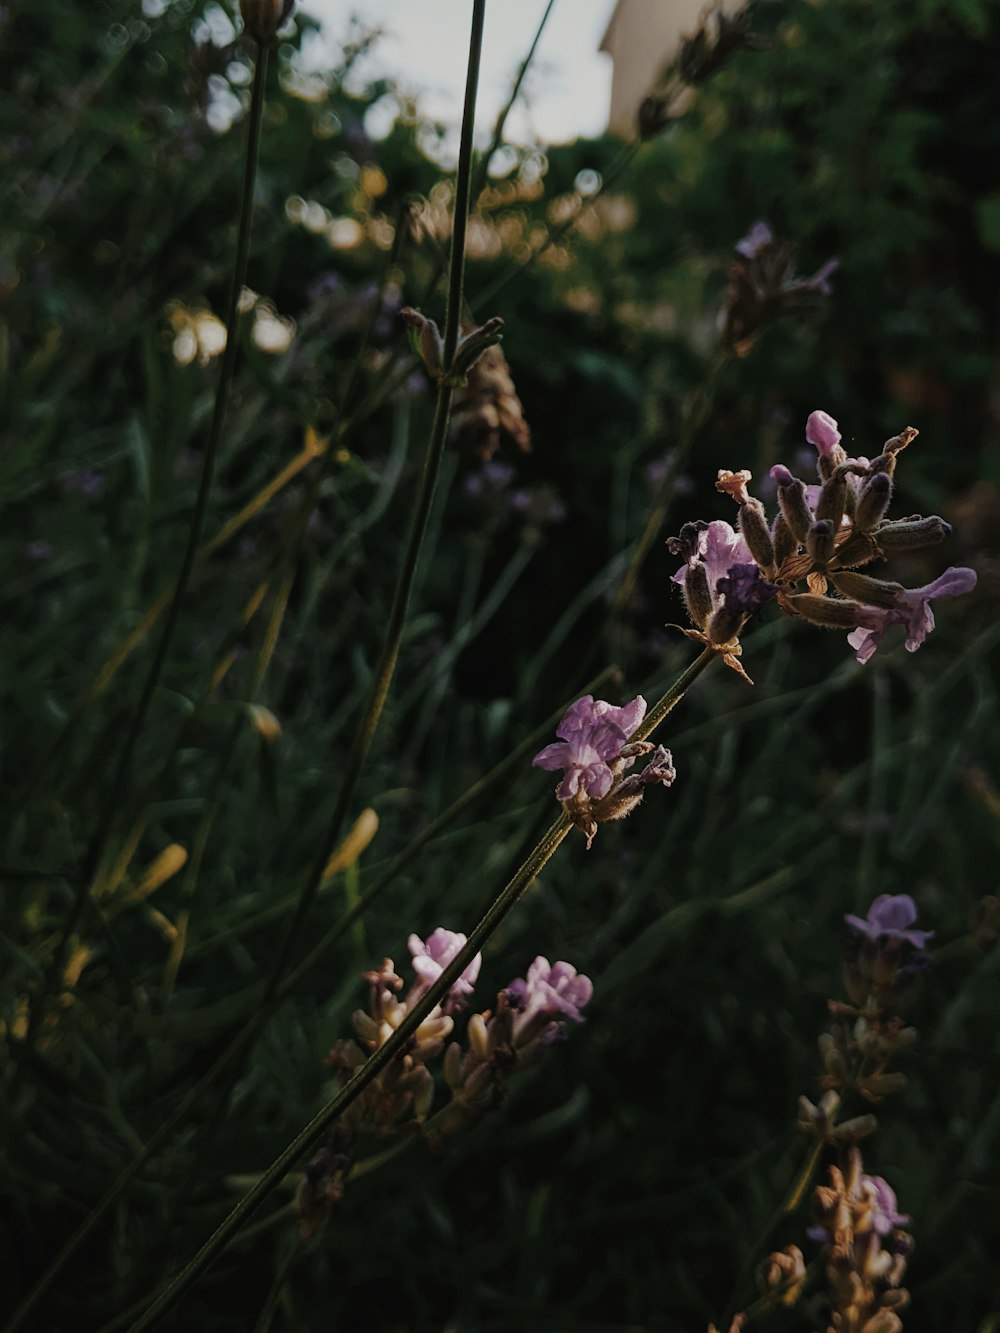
1,0,999,1330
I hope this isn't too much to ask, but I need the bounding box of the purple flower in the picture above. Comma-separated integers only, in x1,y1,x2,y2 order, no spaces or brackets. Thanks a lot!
533,694,646,802
716,562,778,616
735,219,774,259
671,519,752,589
408,928,482,1005
507,957,592,1044
805,409,841,457
25,540,55,562
847,566,977,663
845,894,934,949
863,1175,910,1236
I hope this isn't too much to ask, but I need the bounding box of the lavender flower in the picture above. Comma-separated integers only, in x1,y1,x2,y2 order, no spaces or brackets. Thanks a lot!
863,1175,910,1237
847,566,977,663
685,411,977,677
669,520,771,676
805,408,842,456
533,694,646,802
845,894,934,950
735,219,774,259
533,695,675,846
507,957,593,1042
716,562,778,616
407,928,482,1008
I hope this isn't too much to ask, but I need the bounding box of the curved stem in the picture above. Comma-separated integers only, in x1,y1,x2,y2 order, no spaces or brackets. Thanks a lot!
18,42,270,1060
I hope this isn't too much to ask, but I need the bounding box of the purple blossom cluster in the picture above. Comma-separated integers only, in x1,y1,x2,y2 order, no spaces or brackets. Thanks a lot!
809,1148,913,1331
843,893,934,1007
669,410,976,671
297,930,591,1236
533,695,676,845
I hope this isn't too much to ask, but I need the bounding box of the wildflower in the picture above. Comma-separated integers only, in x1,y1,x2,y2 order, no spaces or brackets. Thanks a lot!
407,928,482,1011
506,957,593,1045
809,1148,912,1332
735,219,774,260
533,695,675,846
668,520,775,679
847,566,977,663
839,893,931,1031
805,408,842,457
863,1176,910,1237
845,894,934,950
433,957,593,1139
679,411,977,674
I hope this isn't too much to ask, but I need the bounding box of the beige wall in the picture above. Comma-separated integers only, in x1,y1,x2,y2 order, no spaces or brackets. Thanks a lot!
600,0,726,138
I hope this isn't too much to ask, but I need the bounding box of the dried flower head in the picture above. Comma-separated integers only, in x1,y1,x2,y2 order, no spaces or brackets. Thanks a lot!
450,339,531,460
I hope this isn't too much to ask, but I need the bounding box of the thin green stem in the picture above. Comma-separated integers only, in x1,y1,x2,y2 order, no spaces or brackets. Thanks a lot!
17,42,270,1062
255,0,487,1013
632,644,719,741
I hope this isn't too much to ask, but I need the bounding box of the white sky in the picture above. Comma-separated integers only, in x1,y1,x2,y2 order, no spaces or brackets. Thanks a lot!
299,0,616,146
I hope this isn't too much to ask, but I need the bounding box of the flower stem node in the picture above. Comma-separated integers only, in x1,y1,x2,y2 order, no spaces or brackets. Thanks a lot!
239,0,294,44
533,695,676,847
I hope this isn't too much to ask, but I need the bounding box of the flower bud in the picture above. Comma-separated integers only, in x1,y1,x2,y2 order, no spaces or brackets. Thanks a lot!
683,563,713,629
854,471,893,532
830,570,905,608
806,519,836,566
771,512,797,570
738,497,775,571
815,473,848,529
451,316,505,381
771,466,813,543
875,515,952,550
832,530,879,570
400,307,445,379
706,603,744,647
784,593,865,628
240,0,294,43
